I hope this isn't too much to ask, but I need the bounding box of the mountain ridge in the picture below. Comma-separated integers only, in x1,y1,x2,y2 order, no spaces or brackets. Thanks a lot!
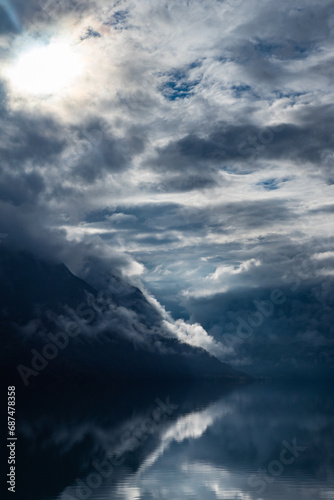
0,247,251,386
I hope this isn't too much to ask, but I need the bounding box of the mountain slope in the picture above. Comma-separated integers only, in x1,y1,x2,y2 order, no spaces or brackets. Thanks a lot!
0,248,250,385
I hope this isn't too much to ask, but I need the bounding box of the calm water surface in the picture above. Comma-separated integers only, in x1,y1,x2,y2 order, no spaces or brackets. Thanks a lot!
16,380,334,500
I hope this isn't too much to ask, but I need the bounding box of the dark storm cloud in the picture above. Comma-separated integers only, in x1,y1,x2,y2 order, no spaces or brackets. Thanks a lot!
235,2,334,52
156,172,218,193
0,199,66,258
309,204,334,214
226,1,334,87
0,169,44,205
150,110,334,178
149,132,229,172
0,108,67,205
0,108,144,206
0,109,66,166
70,121,144,182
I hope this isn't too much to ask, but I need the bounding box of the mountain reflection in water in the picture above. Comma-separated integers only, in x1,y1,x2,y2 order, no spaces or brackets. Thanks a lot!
15,380,334,500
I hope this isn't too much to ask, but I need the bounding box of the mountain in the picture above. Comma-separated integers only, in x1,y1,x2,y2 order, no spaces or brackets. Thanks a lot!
0,247,250,386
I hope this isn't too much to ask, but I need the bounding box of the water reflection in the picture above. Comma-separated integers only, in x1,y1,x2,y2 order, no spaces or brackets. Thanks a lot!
16,381,334,500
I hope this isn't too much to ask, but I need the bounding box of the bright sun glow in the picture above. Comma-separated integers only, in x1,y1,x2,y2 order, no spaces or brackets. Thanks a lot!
6,42,83,96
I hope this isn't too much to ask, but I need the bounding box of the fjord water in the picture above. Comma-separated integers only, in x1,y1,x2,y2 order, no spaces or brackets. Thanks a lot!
16,380,334,500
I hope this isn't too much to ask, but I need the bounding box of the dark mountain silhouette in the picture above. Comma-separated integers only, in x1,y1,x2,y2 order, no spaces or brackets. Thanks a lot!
0,247,251,386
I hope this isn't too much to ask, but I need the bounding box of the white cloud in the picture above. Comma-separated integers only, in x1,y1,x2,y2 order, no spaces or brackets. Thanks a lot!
208,258,261,280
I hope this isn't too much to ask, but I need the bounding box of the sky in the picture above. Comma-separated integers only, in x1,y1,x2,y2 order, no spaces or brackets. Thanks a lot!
0,0,333,377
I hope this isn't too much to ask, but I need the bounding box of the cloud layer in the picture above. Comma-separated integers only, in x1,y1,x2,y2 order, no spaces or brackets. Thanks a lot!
0,0,333,376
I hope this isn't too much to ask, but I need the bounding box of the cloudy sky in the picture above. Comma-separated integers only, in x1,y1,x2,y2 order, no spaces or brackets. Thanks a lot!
0,0,333,377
